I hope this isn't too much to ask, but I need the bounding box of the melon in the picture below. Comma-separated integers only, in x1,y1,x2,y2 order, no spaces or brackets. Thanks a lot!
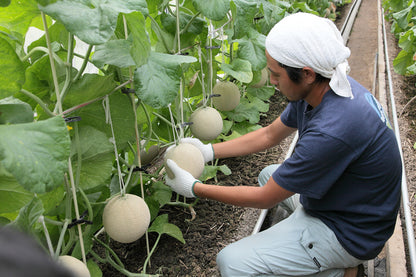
164,143,204,179
58,255,90,277
102,194,150,243
212,81,240,111
189,107,223,141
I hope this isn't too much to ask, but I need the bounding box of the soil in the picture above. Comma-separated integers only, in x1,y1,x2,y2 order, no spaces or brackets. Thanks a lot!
98,1,416,276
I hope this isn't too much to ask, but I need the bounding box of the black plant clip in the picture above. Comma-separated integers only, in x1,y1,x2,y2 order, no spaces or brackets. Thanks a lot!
132,165,150,174
64,116,82,123
209,93,221,99
205,45,221,49
121,87,136,94
68,210,93,229
181,122,193,127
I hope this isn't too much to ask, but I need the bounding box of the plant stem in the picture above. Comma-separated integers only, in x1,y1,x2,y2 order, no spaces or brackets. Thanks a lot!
93,236,125,268
67,157,87,264
175,0,181,54
208,20,214,106
43,217,64,226
139,101,155,146
73,44,93,82
104,96,125,195
142,233,161,274
149,16,172,53
58,33,74,105
54,219,70,259
21,46,65,67
41,11,62,114
78,187,94,236
19,89,55,117
60,80,132,115
74,122,82,192
39,216,55,256
152,111,172,126
123,13,152,268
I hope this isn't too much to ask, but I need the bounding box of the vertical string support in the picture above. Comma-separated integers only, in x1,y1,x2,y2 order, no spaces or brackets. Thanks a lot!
122,14,151,267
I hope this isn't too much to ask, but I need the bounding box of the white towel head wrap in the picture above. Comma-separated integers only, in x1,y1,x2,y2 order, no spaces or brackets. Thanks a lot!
265,12,353,98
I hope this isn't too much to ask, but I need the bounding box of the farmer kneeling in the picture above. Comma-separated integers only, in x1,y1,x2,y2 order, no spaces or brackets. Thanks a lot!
165,12,402,277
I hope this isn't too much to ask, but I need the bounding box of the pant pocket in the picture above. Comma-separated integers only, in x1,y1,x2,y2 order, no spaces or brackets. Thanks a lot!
300,225,361,272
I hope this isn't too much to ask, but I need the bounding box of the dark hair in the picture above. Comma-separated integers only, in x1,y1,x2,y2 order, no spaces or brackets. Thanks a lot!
278,62,328,84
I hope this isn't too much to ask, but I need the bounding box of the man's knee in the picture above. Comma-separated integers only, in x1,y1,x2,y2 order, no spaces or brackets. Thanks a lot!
258,164,280,187
216,245,246,276
216,246,235,275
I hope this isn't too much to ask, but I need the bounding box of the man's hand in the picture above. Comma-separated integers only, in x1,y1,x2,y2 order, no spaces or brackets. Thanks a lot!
180,137,214,163
165,159,199,198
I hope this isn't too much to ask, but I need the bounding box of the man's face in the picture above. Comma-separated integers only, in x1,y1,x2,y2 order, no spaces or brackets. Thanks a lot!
265,50,310,102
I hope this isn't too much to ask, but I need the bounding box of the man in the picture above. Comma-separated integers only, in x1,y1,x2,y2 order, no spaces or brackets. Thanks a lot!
165,12,402,277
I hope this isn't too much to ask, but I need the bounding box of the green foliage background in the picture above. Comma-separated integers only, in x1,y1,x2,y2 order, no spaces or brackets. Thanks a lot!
0,0,347,275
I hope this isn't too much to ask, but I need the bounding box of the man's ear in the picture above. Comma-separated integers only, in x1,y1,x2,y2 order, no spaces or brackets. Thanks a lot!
302,67,317,84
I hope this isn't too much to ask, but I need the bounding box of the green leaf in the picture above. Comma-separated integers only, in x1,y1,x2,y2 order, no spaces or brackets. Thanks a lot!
0,0,11,7
0,216,10,225
0,97,34,124
393,49,414,75
0,37,25,98
235,30,266,72
0,116,71,193
124,11,151,67
75,92,135,149
71,126,113,190
0,165,33,214
26,21,70,63
192,0,230,21
230,0,258,39
246,86,275,101
38,185,65,215
392,5,413,30
222,97,268,124
229,121,262,136
148,214,185,244
12,196,44,232
63,74,116,108
39,0,149,45
92,39,135,68
148,181,172,207
0,0,39,37
134,52,197,108
87,259,103,277
200,164,231,181
221,58,253,83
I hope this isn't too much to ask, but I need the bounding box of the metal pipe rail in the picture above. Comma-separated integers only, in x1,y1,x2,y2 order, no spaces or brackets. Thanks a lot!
382,8,416,276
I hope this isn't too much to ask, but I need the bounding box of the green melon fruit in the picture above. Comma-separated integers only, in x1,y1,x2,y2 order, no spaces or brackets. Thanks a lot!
164,143,205,179
58,255,90,277
212,81,240,111
103,194,150,243
251,68,269,88
189,107,223,141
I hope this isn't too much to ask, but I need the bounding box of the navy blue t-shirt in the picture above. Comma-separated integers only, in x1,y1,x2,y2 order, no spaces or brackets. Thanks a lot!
272,77,402,260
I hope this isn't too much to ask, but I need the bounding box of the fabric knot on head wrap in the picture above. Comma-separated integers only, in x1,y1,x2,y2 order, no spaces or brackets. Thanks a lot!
265,12,353,99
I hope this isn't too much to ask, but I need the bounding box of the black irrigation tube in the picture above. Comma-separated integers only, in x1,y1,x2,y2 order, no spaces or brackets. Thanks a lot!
252,0,362,235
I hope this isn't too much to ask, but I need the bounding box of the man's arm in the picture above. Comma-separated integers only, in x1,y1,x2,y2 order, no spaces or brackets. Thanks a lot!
193,175,294,209
213,117,296,159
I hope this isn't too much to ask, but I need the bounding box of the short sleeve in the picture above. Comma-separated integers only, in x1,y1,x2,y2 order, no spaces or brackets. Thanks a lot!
272,132,358,198
280,102,299,128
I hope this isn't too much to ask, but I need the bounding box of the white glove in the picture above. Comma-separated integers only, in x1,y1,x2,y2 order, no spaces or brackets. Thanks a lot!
165,159,199,198
180,137,214,163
